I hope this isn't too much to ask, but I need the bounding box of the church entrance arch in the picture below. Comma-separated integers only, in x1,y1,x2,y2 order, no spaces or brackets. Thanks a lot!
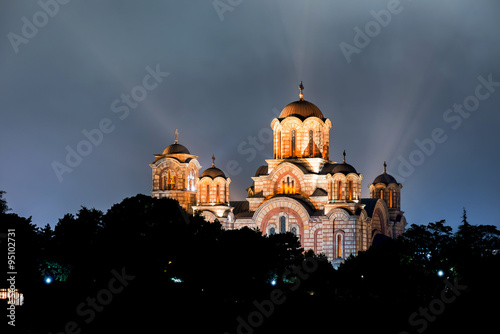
253,197,310,244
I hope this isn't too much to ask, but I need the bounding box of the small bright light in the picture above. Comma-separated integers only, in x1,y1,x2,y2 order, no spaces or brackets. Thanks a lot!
437,270,445,277
170,277,184,283
44,276,53,284
271,280,277,286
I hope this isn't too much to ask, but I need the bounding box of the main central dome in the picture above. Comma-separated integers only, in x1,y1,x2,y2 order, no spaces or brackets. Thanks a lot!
278,81,324,119
279,100,324,119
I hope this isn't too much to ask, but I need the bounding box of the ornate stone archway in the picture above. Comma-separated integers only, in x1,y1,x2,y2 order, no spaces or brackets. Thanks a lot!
253,197,310,243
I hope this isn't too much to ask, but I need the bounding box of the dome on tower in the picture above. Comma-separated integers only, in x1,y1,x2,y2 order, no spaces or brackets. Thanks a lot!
162,143,190,155
372,162,398,185
321,150,358,175
279,100,324,119
201,167,226,179
200,154,227,179
162,129,190,155
278,81,324,119
331,162,358,175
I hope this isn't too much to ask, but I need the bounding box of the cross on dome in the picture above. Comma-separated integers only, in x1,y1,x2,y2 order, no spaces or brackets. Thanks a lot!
211,154,215,167
174,129,179,144
299,81,304,101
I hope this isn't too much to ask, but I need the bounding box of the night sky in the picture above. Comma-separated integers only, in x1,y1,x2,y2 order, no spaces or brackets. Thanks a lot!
1,0,499,230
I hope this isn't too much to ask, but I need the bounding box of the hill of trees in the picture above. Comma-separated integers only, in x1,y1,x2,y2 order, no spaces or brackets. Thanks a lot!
1,191,499,333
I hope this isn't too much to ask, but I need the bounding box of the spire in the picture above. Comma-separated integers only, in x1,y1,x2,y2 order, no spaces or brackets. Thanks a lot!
211,154,215,168
383,161,387,173
174,129,179,144
299,81,304,101
342,150,346,163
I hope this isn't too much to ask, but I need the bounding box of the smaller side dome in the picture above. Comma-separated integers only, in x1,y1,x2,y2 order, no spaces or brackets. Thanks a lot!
320,150,358,175
372,162,398,185
200,154,227,179
254,165,268,177
201,167,226,179
332,163,358,175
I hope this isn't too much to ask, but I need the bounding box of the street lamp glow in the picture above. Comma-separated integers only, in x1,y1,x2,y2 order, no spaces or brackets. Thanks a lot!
270,280,277,286
44,276,53,284
437,270,445,277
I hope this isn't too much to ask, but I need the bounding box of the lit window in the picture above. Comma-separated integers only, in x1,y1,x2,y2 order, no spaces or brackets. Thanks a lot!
380,189,383,199
276,131,281,159
349,180,353,200
206,184,210,203
390,190,393,208
337,234,342,258
291,129,296,157
170,175,176,190
337,181,342,200
216,184,220,203
309,129,313,156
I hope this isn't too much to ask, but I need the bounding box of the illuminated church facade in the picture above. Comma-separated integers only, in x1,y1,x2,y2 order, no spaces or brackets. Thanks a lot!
150,82,406,264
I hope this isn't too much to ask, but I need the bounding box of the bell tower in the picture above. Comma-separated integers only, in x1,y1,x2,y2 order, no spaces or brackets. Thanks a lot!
150,129,201,214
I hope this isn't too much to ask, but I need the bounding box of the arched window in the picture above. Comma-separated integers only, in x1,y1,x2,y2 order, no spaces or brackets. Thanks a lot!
216,184,220,203
167,170,171,190
206,184,210,203
161,176,166,190
280,216,286,234
291,226,297,236
329,180,333,202
281,176,296,194
309,129,313,156
380,189,384,200
390,190,393,208
348,180,353,201
337,234,343,258
187,170,196,191
277,131,281,159
171,175,176,190
291,129,296,157
337,181,342,200
270,227,276,235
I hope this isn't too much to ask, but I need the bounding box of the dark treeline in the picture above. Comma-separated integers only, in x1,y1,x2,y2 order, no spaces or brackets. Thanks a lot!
1,191,499,334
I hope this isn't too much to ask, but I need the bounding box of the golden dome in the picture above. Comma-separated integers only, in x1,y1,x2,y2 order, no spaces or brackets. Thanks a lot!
279,100,324,119
279,82,324,119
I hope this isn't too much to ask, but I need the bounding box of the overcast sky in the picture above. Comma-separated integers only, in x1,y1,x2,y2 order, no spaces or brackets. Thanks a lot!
1,0,499,231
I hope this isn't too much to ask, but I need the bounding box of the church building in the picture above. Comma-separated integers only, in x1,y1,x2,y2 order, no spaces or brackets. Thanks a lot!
150,82,407,264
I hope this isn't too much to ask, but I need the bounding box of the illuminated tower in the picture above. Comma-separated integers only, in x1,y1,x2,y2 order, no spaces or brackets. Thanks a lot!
368,162,405,237
150,129,201,214
192,154,234,228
